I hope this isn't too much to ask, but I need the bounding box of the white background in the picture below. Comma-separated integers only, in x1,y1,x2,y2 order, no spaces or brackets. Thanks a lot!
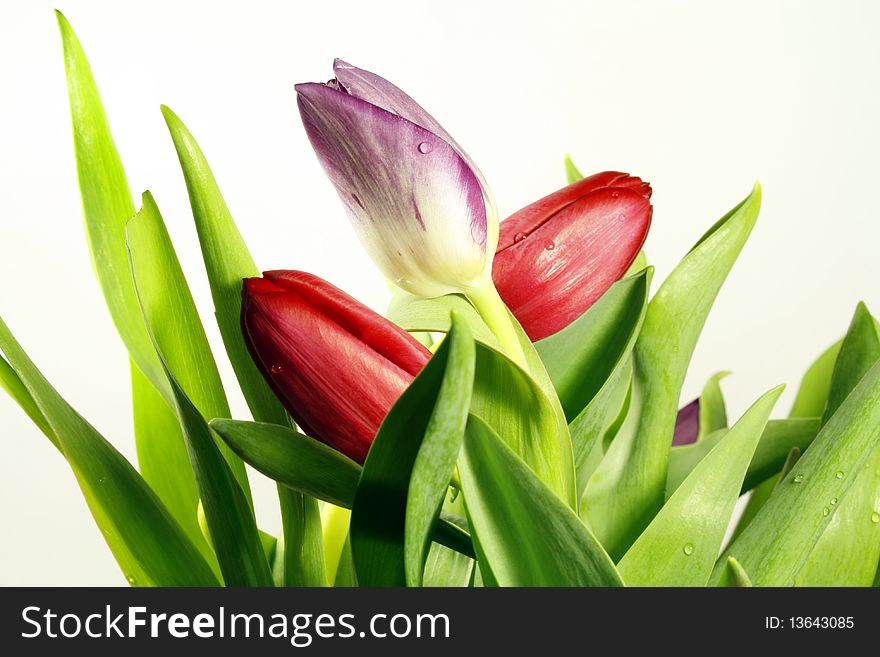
1,0,878,585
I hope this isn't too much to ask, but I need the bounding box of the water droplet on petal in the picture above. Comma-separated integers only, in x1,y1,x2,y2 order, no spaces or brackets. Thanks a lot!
544,240,555,251
611,190,620,198
683,543,694,556
270,364,283,374
793,474,804,483
836,470,845,479
871,512,880,524
418,141,433,154
823,507,830,517
514,231,528,243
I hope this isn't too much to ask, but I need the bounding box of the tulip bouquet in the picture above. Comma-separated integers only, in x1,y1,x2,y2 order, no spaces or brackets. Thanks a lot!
3,13,879,588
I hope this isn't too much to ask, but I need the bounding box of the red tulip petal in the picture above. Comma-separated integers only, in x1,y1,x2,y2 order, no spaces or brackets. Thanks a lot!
672,399,700,446
493,185,651,341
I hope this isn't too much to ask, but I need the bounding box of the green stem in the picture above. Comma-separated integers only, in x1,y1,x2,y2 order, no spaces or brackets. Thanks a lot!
466,281,527,369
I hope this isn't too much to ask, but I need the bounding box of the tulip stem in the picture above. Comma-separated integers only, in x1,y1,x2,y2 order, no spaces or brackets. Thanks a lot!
466,281,528,370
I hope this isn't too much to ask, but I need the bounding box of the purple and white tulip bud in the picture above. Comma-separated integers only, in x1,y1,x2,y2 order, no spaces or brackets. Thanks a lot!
296,60,497,298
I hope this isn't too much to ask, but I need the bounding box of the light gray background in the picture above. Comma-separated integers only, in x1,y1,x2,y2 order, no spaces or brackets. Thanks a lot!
1,0,877,585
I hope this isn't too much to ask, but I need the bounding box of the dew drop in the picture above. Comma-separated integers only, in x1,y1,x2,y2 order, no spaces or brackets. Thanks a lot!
418,141,433,154
683,543,694,556
823,507,830,517
513,231,528,243
270,364,283,374
611,190,620,198
126,575,137,586
830,497,838,506
836,471,844,479
871,512,880,524
793,474,804,483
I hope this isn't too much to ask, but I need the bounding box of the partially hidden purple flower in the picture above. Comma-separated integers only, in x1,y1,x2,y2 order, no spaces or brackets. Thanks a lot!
672,398,700,446
296,59,497,298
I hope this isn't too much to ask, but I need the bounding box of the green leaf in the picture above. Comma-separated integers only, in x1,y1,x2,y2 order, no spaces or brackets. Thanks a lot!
160,106,321,587
564,154,583,183
388,292,576,506
158,362,273,586
131,363,215,568
459,416,623,586
211,419,362,508
666,417,820,497
422,494,474,587
796,302,880,586
57,12,199,538
537,269,651,493
387,290,500,350
274,487,326,587
0,355,56,446
537,268,651,422
790,340,842,418
405,317,476,586
583,184,762,559
698,371,729,439
718,557,753,587
618,386,782,586
729,446,801,543
125,192,251,500
714,357,880,586
350,313,475,587
0,317,219,586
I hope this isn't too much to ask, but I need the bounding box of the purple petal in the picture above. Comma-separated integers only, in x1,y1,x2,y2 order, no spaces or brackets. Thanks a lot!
331,59,490,195
296,82,489,296
672,399,700,446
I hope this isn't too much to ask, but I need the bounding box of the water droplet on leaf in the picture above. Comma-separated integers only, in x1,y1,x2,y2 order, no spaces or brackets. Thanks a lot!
126,575,137,586
793,474,804,483
871,512,880,524
830,498,838,505
683,543,694,556
513,231,528,243
836,471,844,479
418,141,433,154
823,507,830,517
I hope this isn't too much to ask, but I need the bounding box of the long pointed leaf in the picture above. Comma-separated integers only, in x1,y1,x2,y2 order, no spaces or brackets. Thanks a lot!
0,317,219,586
714,357,880,585
161,106,322,585
618,386,782,586
584,184,761,559
125,192,251,500
460,415,623,587
796,302,880,586
350,313,474,587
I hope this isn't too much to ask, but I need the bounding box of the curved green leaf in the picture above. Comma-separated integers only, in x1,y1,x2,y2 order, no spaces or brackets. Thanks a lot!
405,317,476,586
125,193,250,501
698,371,729,439
666,417,820,497
718,557,753,587
460,415,622,587
0,317,219,587
797,302,880,586
564,155,583,183
714,357,880,586
161,106,321,587
351,314,475,586
618,386,782,586
387,292,575,506
57,12,199,546
212,419,361,509
0,355,55,446
537,269,651,493
584,184,762,559
790,340,842,418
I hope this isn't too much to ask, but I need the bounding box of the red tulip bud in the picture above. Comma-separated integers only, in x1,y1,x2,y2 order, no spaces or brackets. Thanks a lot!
492,171,652,341
241,270,430,463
